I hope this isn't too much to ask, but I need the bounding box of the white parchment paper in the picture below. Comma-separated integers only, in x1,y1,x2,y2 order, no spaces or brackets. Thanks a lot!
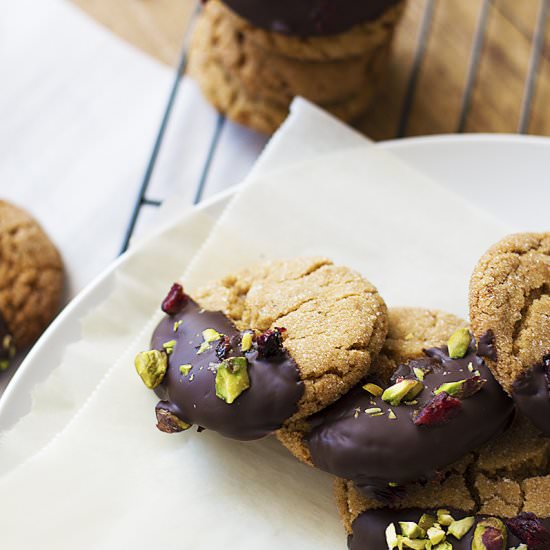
0,104,512,549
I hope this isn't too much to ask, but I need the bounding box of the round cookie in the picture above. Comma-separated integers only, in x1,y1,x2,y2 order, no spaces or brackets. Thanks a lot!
278,308,514,499
199,0,392,106
188,15,387,134
337,413,550,549
214,0,405,62
470,232,550,435
0,201,63,369
135,257,388,440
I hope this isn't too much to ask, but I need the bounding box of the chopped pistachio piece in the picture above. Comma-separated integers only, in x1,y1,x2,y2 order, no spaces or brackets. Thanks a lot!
432,543,452,550
399,522,424,539
365,407,383,415
398,537,426,549
386,523,398,550
215,357,250,404
436,510,454,527
418,514,436,532
173,320,183,332
156,408,191,433
197,341,210,354
434,379,467,396
134,349,168,389
413,367,425,381
0,359,9,371
388,482,398,487
447,516,475,540
382,379,424,406
202,328,222,343
179,364,192,376
427,526,446,545
241,332,254,352
468,362,474,372
162,339,177,355
363,382,384,397
388,409,397,420
447,327,471,359
509,545,527,550
471,517,507,550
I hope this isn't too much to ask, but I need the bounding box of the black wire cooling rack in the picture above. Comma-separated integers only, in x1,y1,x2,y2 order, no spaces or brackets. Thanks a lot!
119,0,549,254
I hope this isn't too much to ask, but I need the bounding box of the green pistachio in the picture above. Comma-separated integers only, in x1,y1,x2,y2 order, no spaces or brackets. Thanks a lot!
432,543,452,550
436,510,454,527
215,357,250,404
155,408,191,433
241,332,254,352
197,341,211,354
471,517,507,550
162,339,176,354
413,367,425,381
388,409,397,420
382,379,424,406
363,382,384,397
508,545,527,550
173,320,183,332
447,516,475,540
386,523,398,549
202,328,222,343
365,407,383,415
388,482,399,487
179,364,192,376
447,327,471,359
0,359,9,371
427,526,446,545
134,349,168,389
418,514,436,532
398,537,427,549
399,522,424,539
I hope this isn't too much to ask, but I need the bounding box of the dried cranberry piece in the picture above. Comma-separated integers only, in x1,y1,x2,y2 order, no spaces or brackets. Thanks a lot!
507,512,550,549
256,327,286,358
413,392,462,427
161,283,188,315
216,336,232,360
481,527,505,550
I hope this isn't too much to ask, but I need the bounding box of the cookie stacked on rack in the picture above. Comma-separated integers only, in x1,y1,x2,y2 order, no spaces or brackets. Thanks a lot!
188,0,405,134
134,232,549,549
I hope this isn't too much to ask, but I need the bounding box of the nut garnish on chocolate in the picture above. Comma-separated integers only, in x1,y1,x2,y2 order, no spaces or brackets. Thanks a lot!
305,329,513,500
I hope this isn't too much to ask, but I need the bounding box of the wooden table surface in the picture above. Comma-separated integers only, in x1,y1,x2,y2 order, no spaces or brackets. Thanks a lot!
72,0,550,141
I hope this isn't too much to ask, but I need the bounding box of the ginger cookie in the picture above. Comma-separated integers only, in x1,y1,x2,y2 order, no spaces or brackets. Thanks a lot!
337,413,550,549
470,232,550,435
0,201,63,369
134,257,388,440
278,308,514,499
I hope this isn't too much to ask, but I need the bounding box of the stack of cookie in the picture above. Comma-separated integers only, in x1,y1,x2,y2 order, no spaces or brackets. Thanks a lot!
188,0,406,134
135,232,549,549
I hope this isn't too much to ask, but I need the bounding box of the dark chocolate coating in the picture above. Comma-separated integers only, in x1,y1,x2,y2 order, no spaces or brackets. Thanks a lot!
151,299,303,440
307,335,514,499
512,355,550,437
348,508,547,549
219,0,400,37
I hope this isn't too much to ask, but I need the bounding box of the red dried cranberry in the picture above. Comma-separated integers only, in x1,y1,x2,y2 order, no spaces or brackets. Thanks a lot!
481,527,505,550
256,327,285,358
507,512,550,549
216,336,232,360
413,393,462,426
161,283,188,315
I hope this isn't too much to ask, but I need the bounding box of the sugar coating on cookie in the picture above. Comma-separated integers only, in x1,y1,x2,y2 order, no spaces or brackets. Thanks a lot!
470,232,550,435
136,258,387,440
337,412,550,549
0,201,63,364
278,308,514,499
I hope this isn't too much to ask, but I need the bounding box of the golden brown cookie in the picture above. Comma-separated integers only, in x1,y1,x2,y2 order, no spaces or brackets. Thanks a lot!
278,308,514,501
338,413,550,549
277,307,468,464
198,0,390,106
0,201,63,369
188,0,397,133
195,257,388,420
470,232,550,435
136,258,388,441
215,0,406,62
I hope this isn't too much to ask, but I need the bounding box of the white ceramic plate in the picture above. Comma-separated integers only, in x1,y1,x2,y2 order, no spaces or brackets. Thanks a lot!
1,134,548,435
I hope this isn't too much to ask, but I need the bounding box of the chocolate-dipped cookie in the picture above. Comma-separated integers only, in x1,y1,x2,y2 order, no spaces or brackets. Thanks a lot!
470,232,550,436
0,201,64,370
134,257,388,440
188,0,405,133
337,413,550,549
278,308,514,499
